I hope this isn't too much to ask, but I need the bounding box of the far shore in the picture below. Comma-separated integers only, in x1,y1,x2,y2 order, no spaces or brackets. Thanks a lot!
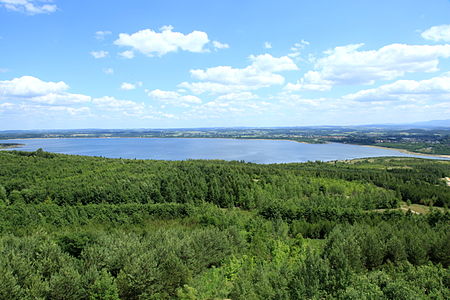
360,144,450,159
2,136,449,159
1,136,311,144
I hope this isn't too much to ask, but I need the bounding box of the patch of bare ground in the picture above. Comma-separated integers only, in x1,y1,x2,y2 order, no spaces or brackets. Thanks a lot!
373,202,445,215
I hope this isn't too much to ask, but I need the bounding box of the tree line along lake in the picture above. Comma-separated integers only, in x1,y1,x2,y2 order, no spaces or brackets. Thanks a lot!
0,138,448,163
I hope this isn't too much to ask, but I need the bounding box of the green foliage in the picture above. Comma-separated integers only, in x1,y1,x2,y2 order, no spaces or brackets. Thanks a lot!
0,152,448,299
0,185,7,205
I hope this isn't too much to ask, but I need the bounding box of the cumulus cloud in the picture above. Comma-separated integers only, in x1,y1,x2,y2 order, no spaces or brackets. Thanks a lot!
119,50,135,59
288,40,309,58
148,89,202,107
120,82,142,90
92,96,145,115
287,43,450,91
9,103,91,117
114,25,223,57
90,50,109,59
183,54,298,94
0,75,175,121
264,42,272,49
344,73,450,103
28,93,91,105
0,76,91,106
0,76,68,97
248,54,298,72
120,82,136,90
95,30,112,40
212,41,229,49
0,0,57,15
45,105,91,116
421,24,450,42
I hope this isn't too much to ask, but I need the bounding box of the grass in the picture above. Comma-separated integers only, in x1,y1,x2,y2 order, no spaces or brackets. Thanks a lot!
373,201,446,215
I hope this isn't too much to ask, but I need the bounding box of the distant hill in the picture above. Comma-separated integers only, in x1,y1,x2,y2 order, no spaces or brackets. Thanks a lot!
356,119,450,129
408,119,450,128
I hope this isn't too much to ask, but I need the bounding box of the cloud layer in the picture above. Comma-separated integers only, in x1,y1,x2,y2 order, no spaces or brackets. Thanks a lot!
114,25,226,57
422,24,450,42
0,0,57,15
181,54,298,94
287,43,450,91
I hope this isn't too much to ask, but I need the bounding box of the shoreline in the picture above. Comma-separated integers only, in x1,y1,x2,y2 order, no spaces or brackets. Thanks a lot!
359,144,450,159
2,136,449,159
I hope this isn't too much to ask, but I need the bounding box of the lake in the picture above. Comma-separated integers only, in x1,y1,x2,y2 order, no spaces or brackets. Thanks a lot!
0,138,446,164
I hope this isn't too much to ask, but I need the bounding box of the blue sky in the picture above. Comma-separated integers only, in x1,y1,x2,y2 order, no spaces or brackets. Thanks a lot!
1,0,450,129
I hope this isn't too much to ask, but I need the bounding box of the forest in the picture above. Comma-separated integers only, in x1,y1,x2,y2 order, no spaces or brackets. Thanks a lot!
0,149,449,299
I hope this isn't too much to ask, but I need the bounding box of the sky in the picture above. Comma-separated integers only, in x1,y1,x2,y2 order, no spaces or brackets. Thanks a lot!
1,0,450,129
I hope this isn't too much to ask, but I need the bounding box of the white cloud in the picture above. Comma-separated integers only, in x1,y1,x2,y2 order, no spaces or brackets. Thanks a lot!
287,43,450,91
284,71,333,92
95,30,112,40
103,68,114,75
120,82,137,90
0,75,176,121
190,65,284,86
120,81,142,91
213,40,229,49
264,42,272,49
90,50,109,59
0,76,91,106
10,103,91,116
184,54,298,94
148,89,202,107
46,106,91,116
29,93,91,105
0,0,57,15
0,76,68,97
92,96,145,115
421,24,450,42
344,73,450,103
114,25,213,57
248,54,298,72
119,50,135,59
288,40,309,58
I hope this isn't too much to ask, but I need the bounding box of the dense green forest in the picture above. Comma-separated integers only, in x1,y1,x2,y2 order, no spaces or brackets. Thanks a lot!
0,150,449,299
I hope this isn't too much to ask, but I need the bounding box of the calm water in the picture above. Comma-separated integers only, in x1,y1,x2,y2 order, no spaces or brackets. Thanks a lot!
0,138,446,164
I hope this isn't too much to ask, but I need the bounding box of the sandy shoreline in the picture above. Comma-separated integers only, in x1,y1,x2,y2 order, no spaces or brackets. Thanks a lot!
360,144,450,159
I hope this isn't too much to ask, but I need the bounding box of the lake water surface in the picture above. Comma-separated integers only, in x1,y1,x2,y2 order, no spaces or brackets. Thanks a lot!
0,138,446,164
